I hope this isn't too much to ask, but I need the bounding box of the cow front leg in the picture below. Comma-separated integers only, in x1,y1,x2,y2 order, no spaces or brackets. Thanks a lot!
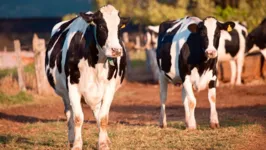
182,77,197,129
208,80,219,129
159,72,168,128
68,84,83,150
229,60,237,85
97,84,115,150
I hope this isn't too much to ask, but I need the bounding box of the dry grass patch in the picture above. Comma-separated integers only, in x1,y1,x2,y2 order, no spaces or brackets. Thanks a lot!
0,120,264,150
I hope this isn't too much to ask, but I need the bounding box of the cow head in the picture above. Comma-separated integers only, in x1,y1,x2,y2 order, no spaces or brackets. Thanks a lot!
188,17,235,59
80,5,130,58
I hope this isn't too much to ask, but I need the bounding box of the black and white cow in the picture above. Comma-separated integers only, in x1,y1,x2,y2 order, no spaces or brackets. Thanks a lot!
45,5,129,150
157,16,235,129
246,18,266,77
217,22,248,85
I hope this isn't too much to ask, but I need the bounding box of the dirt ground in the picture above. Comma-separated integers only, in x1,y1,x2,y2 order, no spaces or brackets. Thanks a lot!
0,82,266,148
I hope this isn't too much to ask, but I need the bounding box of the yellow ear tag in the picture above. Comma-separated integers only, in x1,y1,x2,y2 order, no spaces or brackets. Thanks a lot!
227,25,232,32
121,24,126,29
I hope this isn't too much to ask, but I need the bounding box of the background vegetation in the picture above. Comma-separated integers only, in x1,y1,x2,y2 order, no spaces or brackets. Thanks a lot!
94,0,266,31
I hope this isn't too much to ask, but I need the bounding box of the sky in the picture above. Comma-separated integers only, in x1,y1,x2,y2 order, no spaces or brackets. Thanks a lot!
0,0,96,18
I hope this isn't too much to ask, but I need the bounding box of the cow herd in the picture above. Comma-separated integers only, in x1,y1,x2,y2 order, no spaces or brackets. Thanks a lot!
45,4,266,150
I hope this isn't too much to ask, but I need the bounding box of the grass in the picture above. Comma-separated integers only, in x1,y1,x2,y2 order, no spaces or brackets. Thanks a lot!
0,63,35,79
0,91,33,105
0,120,264,150
129,51,146,68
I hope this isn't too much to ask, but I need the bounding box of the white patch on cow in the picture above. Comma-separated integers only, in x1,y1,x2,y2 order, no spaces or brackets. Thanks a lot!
148,25,159,33
261,48,266,59
100,5,122,57
190,67,215,91
51,20,68,37
248,44,260,53
204,18,218,51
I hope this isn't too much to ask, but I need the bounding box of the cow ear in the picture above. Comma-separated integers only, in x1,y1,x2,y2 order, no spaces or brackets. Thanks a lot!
79,12,93,23
221,21,235,32
120,17,130,29
188,23,198,33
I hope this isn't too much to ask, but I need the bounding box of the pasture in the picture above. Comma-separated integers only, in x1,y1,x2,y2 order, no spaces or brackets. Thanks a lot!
0,56,265,149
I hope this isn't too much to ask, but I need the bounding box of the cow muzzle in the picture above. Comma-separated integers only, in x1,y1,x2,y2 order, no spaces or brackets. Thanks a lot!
205,50,217,58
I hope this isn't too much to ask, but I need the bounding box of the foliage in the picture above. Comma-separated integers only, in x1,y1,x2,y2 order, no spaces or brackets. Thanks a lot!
96,0,188,25
0,91,33,105
214,0,266,31
94,0,266,31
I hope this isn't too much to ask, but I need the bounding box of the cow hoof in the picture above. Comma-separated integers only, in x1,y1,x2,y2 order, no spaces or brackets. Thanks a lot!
235,83,242,86
98,142,110,150
69,142,74,148
186,126,197,130
159,123,167,128
210,122,220,129
71,146,82,150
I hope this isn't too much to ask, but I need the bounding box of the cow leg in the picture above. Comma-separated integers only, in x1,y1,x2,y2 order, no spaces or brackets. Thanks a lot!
159,72,168,128
208,81,219,129
68,84,83,150
182,77,197,129
229,60,237,85
236,57,244,85
63,98,75,148
97,84,116,150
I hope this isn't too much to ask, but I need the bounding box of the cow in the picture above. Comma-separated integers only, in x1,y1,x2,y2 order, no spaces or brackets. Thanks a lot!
145,25,160,81
217,22,248,85
45,5,129,150
156,16,235,129
246,18,266,77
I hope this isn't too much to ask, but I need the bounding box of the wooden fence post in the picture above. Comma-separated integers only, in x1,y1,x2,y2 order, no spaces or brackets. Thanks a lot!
122,32,129,43
14,40,26,92
135,36,141,50
33,34,48,94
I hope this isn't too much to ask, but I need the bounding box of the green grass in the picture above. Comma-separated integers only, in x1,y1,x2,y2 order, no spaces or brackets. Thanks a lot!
0,68,16,79
0,120,264,150
130,51,146,68
0,63,35,79
0,91,33,105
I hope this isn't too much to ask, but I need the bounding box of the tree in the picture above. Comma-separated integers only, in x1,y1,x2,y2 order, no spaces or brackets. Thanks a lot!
95,0,189,25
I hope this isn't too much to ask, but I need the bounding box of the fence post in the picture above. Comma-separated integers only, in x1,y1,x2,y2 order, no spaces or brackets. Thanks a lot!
33,34,48,94
14,40,26,92
122,32,129,43
135,36,141,50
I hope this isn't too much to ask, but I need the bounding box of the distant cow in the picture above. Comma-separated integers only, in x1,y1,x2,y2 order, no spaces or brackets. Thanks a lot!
45,5,129,150
145,25,160,81
157,16,235,129
246,18,266,77
217,22,248,85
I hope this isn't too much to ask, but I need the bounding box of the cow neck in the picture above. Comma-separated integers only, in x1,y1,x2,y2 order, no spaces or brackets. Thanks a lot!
90,22,115,66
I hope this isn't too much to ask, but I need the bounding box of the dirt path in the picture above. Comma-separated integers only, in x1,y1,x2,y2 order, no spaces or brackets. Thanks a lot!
1,82,266,129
